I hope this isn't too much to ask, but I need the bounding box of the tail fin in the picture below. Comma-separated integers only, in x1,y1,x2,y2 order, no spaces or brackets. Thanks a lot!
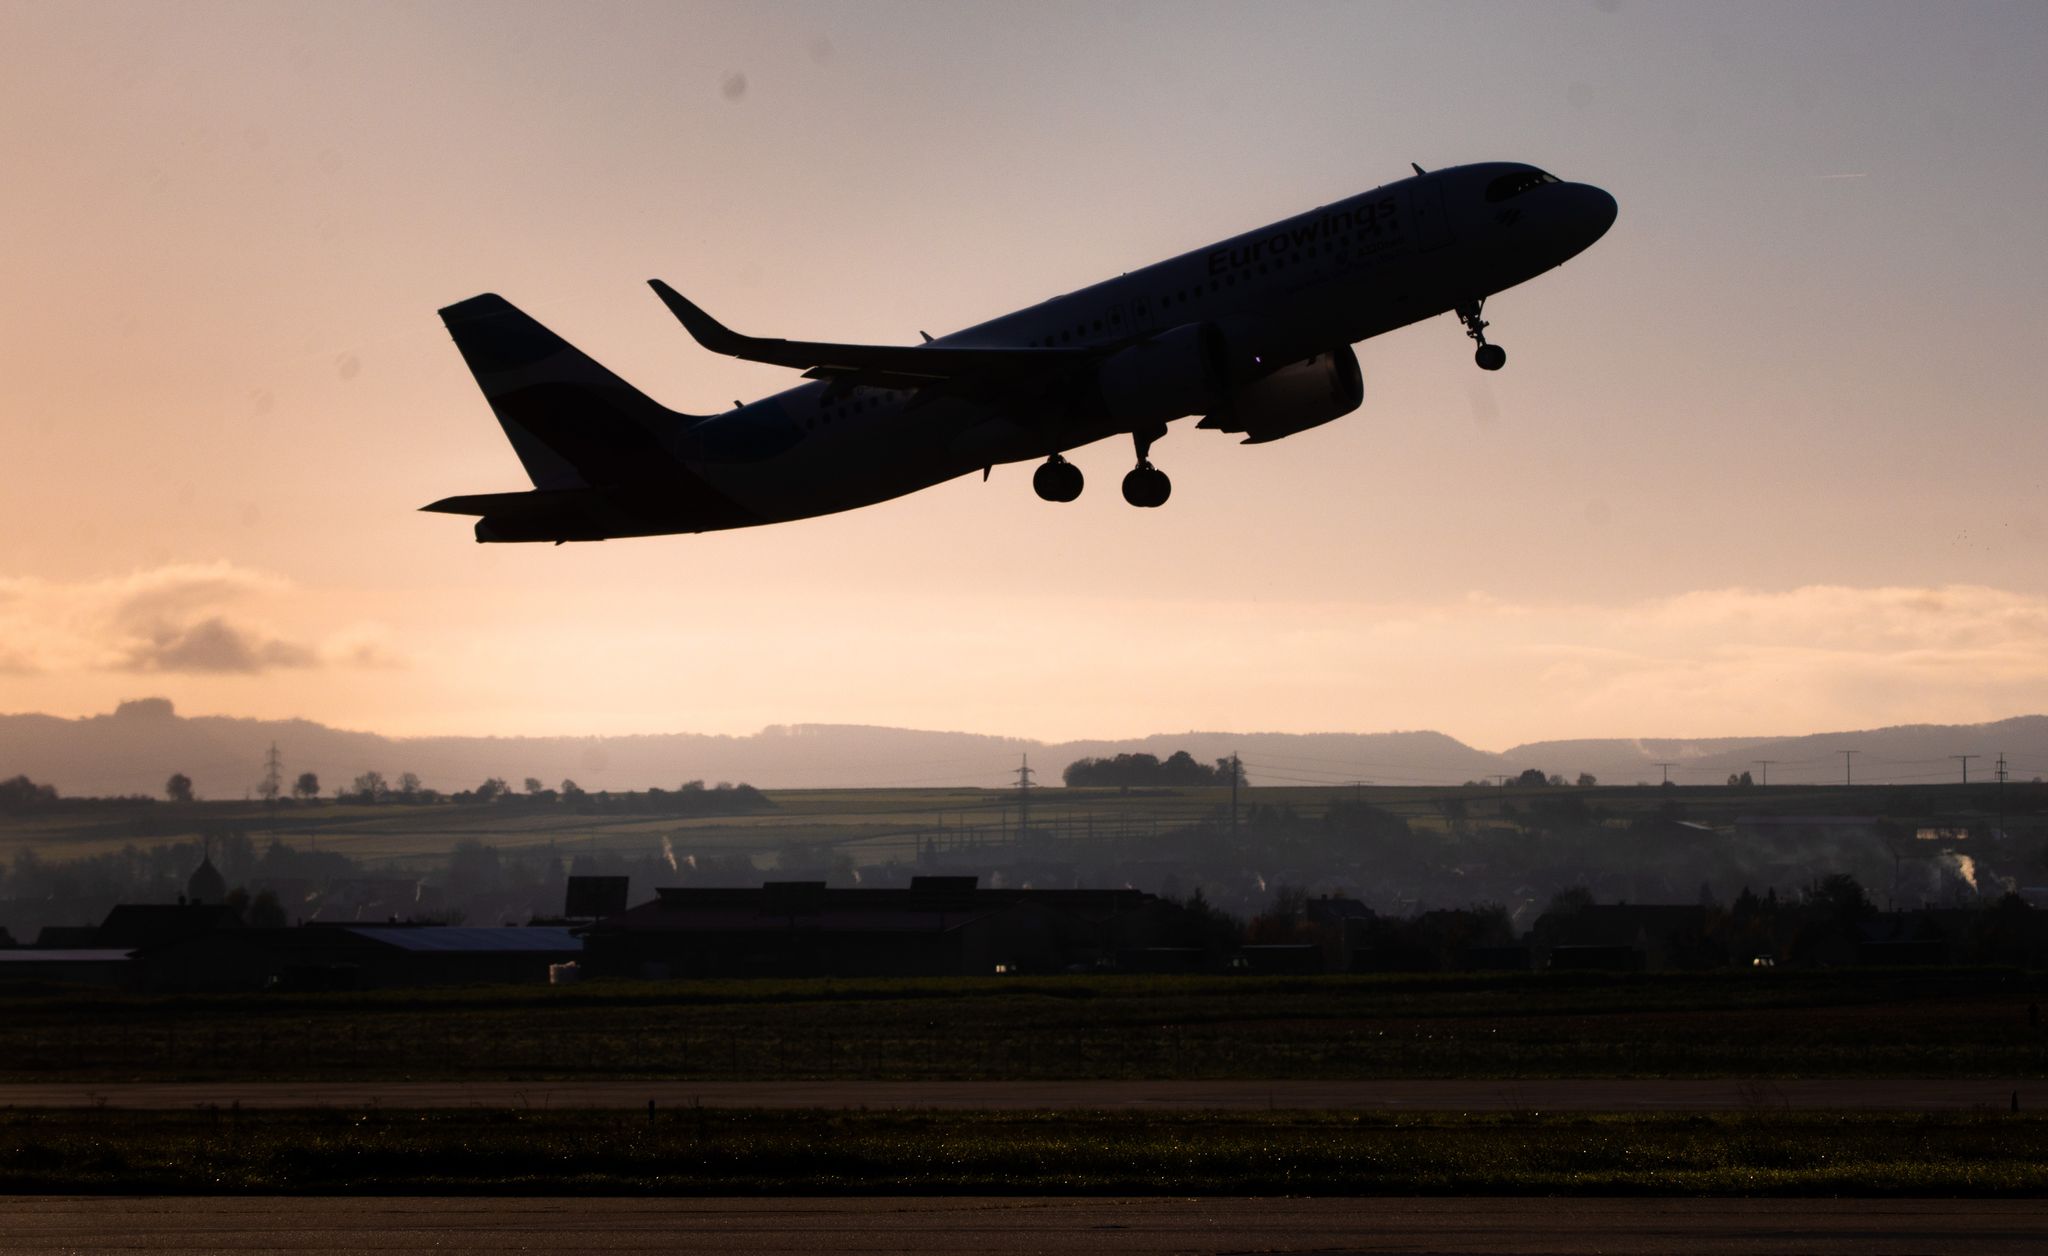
438,294,702,489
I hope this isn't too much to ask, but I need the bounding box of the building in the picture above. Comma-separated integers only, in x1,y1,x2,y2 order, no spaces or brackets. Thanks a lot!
583,876,1172,978
135,924,583,992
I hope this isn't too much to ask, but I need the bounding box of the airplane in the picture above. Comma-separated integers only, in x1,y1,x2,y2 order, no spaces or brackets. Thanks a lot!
426,161,1617,542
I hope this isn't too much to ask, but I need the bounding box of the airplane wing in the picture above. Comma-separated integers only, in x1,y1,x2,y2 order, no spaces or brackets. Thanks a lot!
648,279,1097,390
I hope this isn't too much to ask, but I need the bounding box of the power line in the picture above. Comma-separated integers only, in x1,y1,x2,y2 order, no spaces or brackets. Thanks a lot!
1952,754,1978,784
1841,749,1859,786
1652,762,1677,786
1753,759,1776,787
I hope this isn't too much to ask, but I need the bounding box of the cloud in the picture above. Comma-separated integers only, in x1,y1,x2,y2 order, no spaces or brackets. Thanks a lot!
0,562,392,677
120,615,317,674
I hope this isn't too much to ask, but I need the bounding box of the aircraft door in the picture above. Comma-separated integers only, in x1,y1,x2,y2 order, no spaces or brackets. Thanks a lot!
1408,178,1454,252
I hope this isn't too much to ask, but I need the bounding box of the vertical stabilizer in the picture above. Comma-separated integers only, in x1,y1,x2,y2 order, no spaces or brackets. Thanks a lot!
438,294,701,489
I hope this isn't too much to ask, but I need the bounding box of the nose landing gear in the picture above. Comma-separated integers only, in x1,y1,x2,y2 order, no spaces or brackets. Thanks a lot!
1120,426,1171,508
1457,298,1506,371
1032,454,1084,503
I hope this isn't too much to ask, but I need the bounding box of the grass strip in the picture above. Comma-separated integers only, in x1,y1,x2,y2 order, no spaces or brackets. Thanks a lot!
0,1108,2043,1196
4,969,2045,1082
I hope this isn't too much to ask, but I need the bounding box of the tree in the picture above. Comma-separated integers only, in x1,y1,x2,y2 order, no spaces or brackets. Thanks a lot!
447,839,503,895
397,772,423,802
1576,773,1597,788
246,889,288,929
1513,768,1549,787
0,775,58,815
292,771,320,801
165,773,194,803
349,771,388,803
524,777,545,795
1808,873,1871,929
1726,770,1754,788
1544,886,1595,919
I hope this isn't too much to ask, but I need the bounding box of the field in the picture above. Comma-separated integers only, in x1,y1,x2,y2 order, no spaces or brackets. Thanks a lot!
1,779,2018,871
1,1108,2042,1195
2,969,2044,1083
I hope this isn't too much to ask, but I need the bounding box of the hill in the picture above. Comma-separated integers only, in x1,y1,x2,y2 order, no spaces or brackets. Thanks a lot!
2,699,2044,798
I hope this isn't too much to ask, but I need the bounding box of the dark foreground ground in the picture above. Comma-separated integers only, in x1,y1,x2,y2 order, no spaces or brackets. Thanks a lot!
2,1109,2042,1196
4,1196,2045,1255
0,1077,2035,1111
4,968,2044,1082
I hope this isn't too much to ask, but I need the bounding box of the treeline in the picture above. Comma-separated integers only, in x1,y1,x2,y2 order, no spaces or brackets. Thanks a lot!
1063,751,1245,789
0,772,772,816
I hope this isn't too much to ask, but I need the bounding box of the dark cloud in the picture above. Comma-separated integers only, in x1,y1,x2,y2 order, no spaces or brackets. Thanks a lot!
121,616,317,674
721,71,747,101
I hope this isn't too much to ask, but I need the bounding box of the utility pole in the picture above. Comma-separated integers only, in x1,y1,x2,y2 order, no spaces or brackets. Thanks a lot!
1652,762,1677,787
1841,749,1858,786
1753,760,1776,788
1952,754,1978,784
1230,752,1242,844
1997,752,2009,842
1014,754,1035,841
259,741,283,809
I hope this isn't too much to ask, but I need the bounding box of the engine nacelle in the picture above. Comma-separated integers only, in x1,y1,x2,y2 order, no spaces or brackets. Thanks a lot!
1094,322,1227,428
1197,346,1363,444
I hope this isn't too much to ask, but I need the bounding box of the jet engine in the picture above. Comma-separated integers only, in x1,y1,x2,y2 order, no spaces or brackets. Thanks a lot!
1094,322,1228,427
1197,346,1363,444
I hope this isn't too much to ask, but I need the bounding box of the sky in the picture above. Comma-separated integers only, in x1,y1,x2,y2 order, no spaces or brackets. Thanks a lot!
4,0,2047,757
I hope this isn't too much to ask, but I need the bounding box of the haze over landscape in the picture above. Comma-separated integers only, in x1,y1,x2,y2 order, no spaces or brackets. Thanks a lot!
4,1,2046,751
10,698,2048,798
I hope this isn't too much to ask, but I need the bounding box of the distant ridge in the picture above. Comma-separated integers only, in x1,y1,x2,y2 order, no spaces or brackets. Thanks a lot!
2,699,2045,798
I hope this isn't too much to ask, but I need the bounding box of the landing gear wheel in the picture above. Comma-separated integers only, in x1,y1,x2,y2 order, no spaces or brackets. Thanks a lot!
1032,455,1083,503
1456,299,1504,371
1121,463,1171,508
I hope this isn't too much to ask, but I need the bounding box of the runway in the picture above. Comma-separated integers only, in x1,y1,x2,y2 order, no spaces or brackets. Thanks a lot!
2,1196,2042,1255
0,1078,2031,1111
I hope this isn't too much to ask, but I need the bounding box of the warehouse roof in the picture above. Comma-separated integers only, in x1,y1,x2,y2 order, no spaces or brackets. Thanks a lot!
339,926,581,953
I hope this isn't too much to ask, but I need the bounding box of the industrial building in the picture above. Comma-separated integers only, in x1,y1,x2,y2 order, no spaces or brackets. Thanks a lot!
581,875,1185,978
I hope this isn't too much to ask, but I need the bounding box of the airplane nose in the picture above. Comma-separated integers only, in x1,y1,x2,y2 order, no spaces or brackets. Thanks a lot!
1579,184,1618,241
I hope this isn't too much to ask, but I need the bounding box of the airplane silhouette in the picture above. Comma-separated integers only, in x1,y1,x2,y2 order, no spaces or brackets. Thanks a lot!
426,162,1616,542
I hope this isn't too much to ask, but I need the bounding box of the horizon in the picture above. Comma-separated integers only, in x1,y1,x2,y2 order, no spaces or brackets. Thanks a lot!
6,3,2048,750
14,693,2048,756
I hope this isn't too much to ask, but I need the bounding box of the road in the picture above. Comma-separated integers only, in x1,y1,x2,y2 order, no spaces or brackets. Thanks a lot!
2,1197,2042,1255
0,1078,2031,1111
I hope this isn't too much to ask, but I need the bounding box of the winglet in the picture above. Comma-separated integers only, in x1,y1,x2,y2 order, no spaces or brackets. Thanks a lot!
648,279,750,356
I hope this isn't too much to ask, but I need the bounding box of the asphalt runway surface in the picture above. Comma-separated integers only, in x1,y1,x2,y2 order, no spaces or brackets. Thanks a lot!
0,1078,2031,1111
3,1197,2044,1255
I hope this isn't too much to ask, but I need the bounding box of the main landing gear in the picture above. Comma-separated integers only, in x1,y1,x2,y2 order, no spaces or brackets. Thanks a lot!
1032,454,1083,503
1457,298,1506,371
1121,427,1171,508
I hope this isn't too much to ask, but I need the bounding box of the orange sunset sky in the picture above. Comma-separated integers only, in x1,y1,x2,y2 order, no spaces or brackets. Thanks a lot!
4,1,2047,761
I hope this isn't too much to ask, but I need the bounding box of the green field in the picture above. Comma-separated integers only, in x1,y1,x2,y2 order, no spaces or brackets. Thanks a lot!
4,969,2044,1083
1,1108,2040,1195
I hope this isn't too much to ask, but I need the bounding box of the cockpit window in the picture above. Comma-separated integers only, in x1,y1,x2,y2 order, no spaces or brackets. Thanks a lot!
1484,170,1561,202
